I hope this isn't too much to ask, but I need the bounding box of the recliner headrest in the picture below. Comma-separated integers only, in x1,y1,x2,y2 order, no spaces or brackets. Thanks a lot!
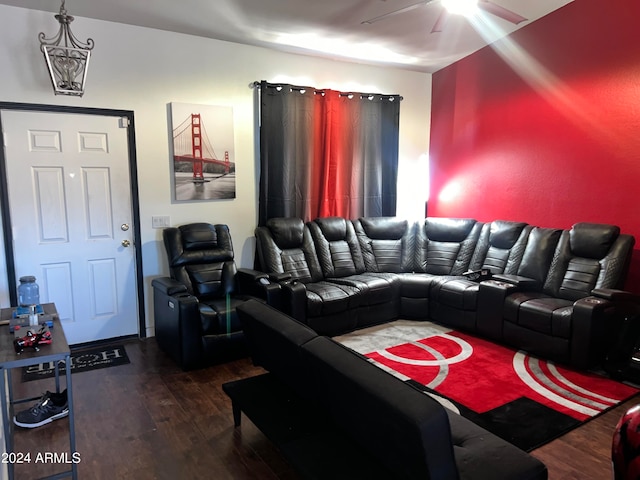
424,218,477,242
166,223,234,267
359,217,408,240
490,221,528,249
180,223,218,250
314,217,348,242
267,217,305,249
569,222,620,259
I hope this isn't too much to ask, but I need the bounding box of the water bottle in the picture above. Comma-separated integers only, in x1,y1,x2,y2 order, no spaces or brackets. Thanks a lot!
18,276,40,307
29,304,39,326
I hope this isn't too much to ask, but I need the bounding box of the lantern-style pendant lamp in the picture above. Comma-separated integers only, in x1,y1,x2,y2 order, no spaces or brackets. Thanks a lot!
38,0,94,97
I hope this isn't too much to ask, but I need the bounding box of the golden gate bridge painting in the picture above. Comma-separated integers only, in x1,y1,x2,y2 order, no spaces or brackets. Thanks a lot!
170,102,236,201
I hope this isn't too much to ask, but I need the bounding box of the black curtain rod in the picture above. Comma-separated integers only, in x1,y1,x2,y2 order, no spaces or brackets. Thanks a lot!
251,80,403,101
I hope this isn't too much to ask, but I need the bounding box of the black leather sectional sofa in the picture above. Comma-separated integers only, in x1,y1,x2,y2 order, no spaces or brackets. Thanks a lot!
255,216,635,369
223,298,548,480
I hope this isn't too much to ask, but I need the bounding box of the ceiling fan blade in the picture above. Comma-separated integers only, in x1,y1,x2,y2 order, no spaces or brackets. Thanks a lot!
478,0,528,25
431,8,448,33
361,0,436,25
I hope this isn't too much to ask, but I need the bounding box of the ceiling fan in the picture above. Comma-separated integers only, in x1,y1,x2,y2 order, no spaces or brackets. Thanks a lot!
361,0,528,33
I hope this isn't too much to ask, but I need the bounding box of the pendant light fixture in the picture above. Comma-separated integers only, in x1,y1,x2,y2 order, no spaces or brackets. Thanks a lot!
38,0,94,97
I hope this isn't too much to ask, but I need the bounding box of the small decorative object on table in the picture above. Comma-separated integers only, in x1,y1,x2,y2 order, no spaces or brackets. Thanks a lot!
462,268,492,282
13,324,52,353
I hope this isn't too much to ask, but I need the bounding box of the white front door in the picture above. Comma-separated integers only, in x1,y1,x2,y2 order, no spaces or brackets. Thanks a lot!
1,110,138,345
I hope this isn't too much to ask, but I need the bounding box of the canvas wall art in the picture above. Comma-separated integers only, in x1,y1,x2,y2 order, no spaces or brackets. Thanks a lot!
169,102,236,201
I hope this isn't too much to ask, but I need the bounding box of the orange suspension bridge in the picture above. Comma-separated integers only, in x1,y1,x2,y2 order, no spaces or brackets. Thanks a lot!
172,113,233,183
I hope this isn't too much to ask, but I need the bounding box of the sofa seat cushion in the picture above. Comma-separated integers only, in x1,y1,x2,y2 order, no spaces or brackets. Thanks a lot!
431,277,480,311
396,272,440,297
305,281,362,317
504,292,573,338
326,273,398,306
199,296,252,335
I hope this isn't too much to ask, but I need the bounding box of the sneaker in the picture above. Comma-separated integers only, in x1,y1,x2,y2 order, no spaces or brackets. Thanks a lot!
14,390,69,428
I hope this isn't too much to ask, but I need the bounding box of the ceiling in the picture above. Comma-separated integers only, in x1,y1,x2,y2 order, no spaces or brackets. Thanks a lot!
0,0,573,73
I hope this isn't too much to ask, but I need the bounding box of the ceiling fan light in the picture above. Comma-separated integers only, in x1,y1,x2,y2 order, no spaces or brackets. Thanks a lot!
442,0,479,17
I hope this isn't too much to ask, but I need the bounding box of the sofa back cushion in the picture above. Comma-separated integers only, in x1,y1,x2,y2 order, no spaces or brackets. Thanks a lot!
569,223,620,259
302,336,459,480
515,227,562,288
255,217,324,283
163,223,238,298
354,217,414,273
309,217,366,278
469,221,531,274
544,223,634,300
469,220,533,274
415,218,482,275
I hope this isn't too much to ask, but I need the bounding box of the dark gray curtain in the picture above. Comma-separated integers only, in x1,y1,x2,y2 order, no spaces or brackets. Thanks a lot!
258,81,401,225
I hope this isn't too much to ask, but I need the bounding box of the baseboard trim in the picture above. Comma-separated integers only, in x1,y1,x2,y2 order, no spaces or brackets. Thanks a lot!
71,334,139,351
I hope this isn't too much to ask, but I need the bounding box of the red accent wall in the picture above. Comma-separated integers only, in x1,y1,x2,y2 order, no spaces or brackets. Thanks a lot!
429,0,640,291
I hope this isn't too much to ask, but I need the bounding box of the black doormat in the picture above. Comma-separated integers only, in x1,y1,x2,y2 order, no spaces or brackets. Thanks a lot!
22,344,130,382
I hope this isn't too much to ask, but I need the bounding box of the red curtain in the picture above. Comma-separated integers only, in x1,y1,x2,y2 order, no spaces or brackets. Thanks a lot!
258,81,400,225
314,90,356,218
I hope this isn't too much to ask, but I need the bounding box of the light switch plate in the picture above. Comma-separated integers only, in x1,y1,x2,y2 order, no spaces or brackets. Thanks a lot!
152,216,170,228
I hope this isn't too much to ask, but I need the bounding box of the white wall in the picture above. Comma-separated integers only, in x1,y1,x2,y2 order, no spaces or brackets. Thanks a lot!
0,4,431,336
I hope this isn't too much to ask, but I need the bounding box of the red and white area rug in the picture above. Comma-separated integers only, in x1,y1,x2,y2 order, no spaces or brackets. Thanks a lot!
335,320,639,451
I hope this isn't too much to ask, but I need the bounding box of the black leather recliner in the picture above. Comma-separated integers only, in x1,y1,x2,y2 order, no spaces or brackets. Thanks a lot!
398,217,483,319
255,217,364,335
152,222,279,369
484,223,635,367
428,220,532,332
308,217,400,330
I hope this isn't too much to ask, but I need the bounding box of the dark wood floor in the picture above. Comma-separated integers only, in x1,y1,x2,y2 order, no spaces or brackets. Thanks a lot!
8,338,637,479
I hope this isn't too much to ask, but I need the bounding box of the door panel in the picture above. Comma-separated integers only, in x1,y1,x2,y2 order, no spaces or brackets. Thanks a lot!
1,110,138,344
35,167,68,241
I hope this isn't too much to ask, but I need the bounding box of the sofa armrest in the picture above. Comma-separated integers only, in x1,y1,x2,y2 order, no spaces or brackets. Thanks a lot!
237,267,268,282
476,279,520,340
281,281,308,322
571,295,617,369
491,274,541,290
237,268,282,309
151,276,188,296
152,277,202,370
584,289,640,371
592,288,640,303
269,272,293,282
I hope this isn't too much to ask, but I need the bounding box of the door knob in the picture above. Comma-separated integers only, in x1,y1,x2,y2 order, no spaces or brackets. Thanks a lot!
121,239,131,247
121,223,130,231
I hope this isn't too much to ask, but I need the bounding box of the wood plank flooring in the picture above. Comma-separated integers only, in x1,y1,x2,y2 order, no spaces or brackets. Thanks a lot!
7,338,637,479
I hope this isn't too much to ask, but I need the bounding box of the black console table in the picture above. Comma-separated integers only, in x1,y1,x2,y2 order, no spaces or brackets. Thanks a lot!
0,304,77,480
